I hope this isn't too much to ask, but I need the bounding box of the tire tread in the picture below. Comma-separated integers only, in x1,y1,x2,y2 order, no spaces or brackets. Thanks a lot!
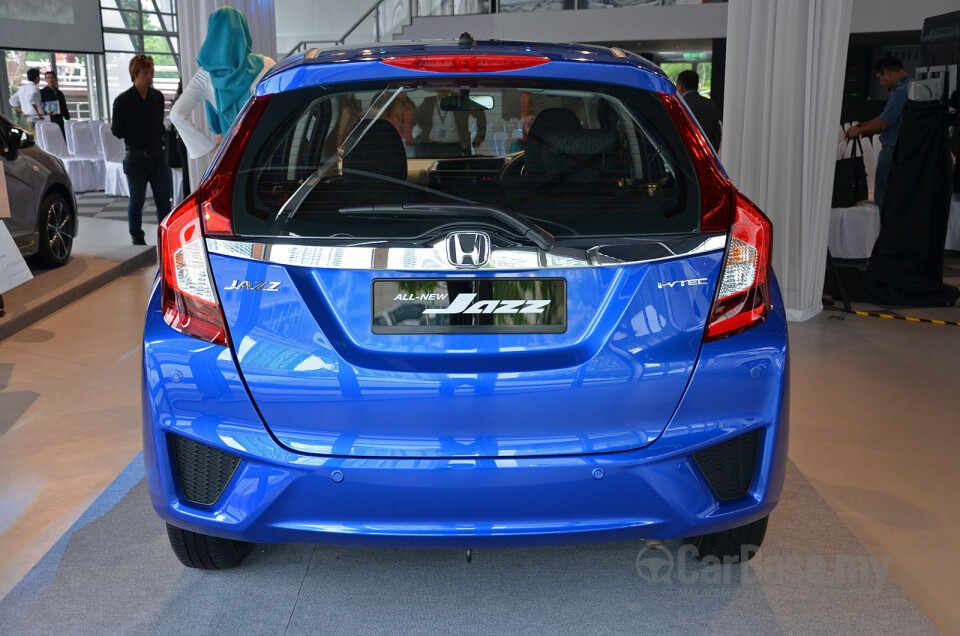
165,523,252,569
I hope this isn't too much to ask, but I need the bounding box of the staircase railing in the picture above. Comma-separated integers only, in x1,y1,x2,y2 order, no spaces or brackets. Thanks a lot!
285,0,410,58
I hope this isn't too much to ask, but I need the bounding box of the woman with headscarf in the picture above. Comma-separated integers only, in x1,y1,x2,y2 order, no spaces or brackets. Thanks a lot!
170,7,275,162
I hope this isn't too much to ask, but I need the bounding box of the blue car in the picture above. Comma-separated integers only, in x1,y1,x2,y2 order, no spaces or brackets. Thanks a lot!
143,37,788,569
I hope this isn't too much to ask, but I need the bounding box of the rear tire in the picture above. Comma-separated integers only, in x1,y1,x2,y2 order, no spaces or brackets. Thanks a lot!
687,515,769,563
165,523,253,569
36,192,74,268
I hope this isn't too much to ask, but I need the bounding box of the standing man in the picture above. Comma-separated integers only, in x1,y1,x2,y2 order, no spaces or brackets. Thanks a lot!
40,70,71,139
845,56,911,210
7,68,44,133
676,70,722,151
111,54,171,245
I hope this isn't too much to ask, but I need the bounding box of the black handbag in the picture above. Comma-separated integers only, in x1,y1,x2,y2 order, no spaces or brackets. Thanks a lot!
832,137,868,208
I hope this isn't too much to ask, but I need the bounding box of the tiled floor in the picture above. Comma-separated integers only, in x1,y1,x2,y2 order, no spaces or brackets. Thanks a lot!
75,192,158,222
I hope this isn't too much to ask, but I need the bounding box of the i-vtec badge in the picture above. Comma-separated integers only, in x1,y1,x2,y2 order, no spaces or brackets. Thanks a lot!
224,280,282,291
423,293,550,315
657,278,708,289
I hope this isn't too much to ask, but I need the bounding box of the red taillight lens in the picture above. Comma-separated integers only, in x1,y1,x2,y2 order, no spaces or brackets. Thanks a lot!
200,95,272,236
381,55,550,73
705,194,773,341
159,193,228,346
660,94,732,233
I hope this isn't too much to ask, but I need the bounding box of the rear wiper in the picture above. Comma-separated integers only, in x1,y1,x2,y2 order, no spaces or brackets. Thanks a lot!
339,203,555,251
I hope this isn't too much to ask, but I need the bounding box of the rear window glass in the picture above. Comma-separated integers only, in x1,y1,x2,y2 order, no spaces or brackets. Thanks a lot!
234,78,700,241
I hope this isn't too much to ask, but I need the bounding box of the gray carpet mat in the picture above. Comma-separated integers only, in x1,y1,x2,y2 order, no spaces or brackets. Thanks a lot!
0,461,937,635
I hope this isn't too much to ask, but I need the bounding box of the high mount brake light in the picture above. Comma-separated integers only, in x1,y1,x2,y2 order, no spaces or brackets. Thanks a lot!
159,193,229,346
381,55,551,73
705,193,773,341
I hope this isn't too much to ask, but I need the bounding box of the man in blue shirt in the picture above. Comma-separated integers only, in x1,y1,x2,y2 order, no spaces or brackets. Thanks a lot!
845,56,911,209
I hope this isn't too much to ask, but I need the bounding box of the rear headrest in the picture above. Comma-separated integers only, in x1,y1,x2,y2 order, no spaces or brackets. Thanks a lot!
342,119,407,182
525,108,582,176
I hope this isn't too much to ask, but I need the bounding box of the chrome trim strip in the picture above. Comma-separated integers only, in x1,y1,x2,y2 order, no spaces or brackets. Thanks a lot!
206,235,726,271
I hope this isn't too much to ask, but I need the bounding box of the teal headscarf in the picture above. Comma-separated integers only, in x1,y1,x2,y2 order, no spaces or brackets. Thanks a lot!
196,7,264,135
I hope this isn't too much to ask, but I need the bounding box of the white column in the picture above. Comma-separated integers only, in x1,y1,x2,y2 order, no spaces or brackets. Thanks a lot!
721,0,853,322
178,0,277,189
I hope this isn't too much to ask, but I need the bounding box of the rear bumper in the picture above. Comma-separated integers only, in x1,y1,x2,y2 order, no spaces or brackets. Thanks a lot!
142,285,789,548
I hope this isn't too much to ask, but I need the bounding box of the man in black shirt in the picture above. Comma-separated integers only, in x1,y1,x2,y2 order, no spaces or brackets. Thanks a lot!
677,70,722,151
111,54,171,245
40,71,70,139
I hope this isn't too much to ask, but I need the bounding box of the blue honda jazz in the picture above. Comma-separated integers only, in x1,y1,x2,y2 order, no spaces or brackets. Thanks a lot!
143,37,788,569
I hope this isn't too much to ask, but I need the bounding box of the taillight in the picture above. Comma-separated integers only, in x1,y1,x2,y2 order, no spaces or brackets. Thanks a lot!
159,193,228,346
381,55,550,73
660,94,731,232
200,95,272,236
705,194,773,341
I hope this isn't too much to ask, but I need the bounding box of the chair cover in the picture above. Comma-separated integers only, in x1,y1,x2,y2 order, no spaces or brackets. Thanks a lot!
64,119,80,155
171,168,184,207
36,121,99,192
98,125,154,199
99,125,129,197
71,122,106,186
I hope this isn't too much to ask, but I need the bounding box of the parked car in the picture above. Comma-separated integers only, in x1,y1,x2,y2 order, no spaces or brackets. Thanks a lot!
144,38,788,569
0,113,77,267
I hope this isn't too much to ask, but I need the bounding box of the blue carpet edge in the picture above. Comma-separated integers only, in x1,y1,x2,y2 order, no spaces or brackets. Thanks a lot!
0,450,146,607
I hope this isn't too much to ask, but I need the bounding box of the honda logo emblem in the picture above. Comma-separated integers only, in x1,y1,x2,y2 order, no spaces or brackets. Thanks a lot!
445,232,491,267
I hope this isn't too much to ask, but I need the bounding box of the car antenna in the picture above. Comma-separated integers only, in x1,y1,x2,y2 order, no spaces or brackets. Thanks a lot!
459,31,475,48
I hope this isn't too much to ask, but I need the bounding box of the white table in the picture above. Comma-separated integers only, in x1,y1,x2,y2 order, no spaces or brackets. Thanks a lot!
946,194,960,252
828,194,960,258
829,202,880,259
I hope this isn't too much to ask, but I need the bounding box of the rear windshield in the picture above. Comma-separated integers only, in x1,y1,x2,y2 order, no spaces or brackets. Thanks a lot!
234,78,700,242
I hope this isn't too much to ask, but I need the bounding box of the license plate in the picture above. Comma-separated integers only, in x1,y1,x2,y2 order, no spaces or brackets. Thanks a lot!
372,279,566,334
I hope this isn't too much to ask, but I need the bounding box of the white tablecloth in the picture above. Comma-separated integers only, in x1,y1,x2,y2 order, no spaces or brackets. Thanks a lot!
829,202,880,259
828,195,960,258
946,194,960,252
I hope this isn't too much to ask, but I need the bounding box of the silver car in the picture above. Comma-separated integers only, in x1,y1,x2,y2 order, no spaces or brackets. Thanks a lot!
1,113,77,267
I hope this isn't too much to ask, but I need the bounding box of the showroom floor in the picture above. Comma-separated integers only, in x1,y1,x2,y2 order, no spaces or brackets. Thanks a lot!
0,239,958,632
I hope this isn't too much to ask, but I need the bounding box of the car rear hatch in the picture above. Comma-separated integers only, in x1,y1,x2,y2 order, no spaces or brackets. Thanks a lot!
158,54,772,458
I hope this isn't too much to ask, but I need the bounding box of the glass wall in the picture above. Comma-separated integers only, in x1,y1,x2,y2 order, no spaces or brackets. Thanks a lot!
101,0,180,115
660,61,713,96
2,2,179,124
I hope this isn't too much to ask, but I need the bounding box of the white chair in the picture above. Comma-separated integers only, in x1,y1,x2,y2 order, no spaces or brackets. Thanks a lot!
90,121,107,157
64,119,80,155
98,125,155,199
36,121,99,192
490,131,508,156
99,125,130,197
71,122,106,188
171,168,184,207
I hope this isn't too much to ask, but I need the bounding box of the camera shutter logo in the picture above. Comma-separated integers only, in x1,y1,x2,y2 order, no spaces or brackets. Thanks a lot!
446,232,490,267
